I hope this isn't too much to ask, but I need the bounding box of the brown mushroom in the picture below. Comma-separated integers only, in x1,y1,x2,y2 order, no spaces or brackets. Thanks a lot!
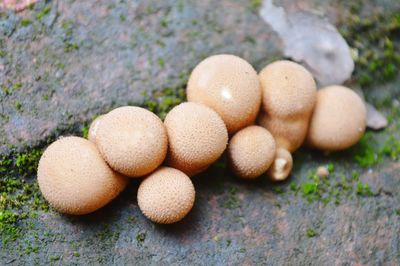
187,54,261,134
37,136,128,215
164,102,228,176
228,126,276,179
306,85,367,151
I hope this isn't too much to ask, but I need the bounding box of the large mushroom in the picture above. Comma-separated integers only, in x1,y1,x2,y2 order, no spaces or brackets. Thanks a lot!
187,54,261,135
37,136,128,215
306,85,367,151
95,106,168,177
164,102,228,176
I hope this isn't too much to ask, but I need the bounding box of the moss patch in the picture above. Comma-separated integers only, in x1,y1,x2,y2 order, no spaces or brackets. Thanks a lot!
339,4,400,87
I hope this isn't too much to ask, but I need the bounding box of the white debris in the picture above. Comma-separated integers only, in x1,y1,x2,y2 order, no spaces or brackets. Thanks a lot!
259,0,354,86
366,102,388,130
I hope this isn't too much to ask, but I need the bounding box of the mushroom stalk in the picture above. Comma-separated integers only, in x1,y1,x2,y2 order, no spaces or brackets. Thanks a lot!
267,148,293,181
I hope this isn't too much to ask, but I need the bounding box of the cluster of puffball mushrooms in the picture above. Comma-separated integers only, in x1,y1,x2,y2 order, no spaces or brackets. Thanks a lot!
37,55,367,224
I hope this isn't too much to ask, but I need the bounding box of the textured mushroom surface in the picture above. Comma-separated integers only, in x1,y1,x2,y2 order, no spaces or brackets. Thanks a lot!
228,126,276,179
37,136,128,215
88,115,104,143
164,102,228,176
258,60,317,152
187,54,261,134
96,106,168,177
137,167,195,224
257,110,309,153
306,85,367,151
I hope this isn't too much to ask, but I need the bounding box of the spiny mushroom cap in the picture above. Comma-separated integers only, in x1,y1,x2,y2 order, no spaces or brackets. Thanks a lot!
259,60,317,118
137,167,195,224
164,102,228,176
267,148,293,181
257,110,308,152
37,136,128,215
88,115,104,143
228,126,276,179
96,106,168,177
187,54,261,134
306,85,367,151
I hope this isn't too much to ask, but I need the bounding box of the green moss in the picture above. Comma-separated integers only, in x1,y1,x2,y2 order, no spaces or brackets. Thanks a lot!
15,149,42,176
356,182,374,197
20,19,31,27
136,232,146,243
160,18,168,28
36,6,51,21
249,0,263,12
49,255,60,262
119,14,126,22
157,57,165,68
81,125,90,139
142,86,186,120
353,133,381,167
15,101,23,113
339,6,400,87
306,227,317,238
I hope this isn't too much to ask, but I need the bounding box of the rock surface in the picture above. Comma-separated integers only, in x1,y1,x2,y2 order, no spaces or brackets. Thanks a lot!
1,0,400,265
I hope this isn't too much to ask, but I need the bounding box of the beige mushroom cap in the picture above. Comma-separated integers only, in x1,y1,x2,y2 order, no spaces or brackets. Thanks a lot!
187,54,261,134
137,167,195,224
88,115,104,143
267,148,293,181
257,110,308,153
259,60,317,118
37,136,128,215
164,102,228,176
306,85,367,151
96,106,168,177
228,126,276,179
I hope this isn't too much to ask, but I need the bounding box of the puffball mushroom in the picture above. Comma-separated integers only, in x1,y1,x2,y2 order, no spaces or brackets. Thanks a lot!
228,126,276,179
306,85,367,151
267,148,293,182
95,106,168,177
137,167,195,224
164,102,228,176
258,60,317,152
37,136,128,215
88,115,104,143
187,54,261,134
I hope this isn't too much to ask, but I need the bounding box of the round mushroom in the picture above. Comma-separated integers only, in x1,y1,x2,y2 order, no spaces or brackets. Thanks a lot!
187,54,261,134
228,126,276,179
88,115,104,143
258,60,317,152
95,106,168,177
306,85,367,151
267,148,293,181
37,136,128,215
164,102,228,176
137,167,195,224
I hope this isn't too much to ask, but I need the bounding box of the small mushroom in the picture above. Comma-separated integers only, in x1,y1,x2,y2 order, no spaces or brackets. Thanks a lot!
88,115,104,143
95,106,168,177
137,167,195,224
37,136,128,215
306,85,367,151
267,148,293,181
316,166,329,178
187,54,261,134
164,102,228,176
228,126,276,179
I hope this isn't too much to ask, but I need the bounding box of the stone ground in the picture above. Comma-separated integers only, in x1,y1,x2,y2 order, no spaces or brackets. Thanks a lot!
1,0,400,265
